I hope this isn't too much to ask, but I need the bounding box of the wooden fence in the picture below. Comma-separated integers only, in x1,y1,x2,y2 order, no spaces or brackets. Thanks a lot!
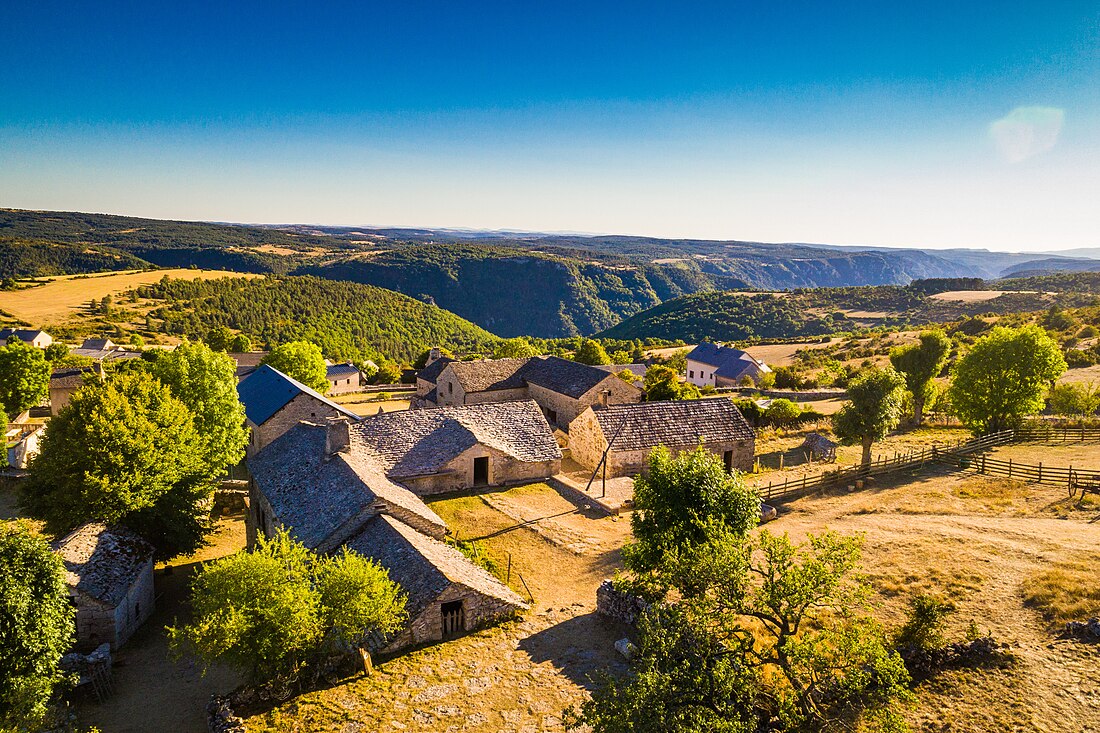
754,431,1014,503
930,451,1100,492
1016,422,1100,443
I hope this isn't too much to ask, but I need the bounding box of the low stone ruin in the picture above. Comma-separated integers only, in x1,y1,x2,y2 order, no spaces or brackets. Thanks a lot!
596,579,650,625
898,636,1008,680
60,643,113,701
1064,617,1100,641
207,695,246,733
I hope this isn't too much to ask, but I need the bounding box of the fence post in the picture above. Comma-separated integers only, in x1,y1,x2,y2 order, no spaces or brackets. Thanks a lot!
1038,462,1042,484
1008,459,1013,479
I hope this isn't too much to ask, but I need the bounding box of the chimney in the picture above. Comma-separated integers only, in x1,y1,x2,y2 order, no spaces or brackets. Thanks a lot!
324,417,351,459
597,389,611,409
426,347,442,366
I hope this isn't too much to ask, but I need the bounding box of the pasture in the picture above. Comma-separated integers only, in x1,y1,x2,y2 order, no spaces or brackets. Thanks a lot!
0,269,258,326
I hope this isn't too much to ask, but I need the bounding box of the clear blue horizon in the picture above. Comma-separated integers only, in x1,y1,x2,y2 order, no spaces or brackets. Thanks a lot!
2,2,1098,251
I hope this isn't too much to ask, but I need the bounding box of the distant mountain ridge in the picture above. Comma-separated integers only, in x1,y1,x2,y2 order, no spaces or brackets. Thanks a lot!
1,208,1095,337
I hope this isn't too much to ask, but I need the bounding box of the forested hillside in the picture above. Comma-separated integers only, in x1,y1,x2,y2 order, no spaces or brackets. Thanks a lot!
0,236,149,277
299,244,712,337
137,276,500,363
597,282,1095,342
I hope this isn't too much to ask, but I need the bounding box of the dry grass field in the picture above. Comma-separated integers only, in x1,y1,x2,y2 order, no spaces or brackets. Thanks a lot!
329,392,413,416
234,452,1100,733
0,269,258,326
929,290,1039,302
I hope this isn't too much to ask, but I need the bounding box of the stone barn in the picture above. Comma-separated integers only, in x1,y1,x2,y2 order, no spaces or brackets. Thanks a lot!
237,364,360,456
54,523,156,651
325,362,364,395
424,355,642,430
346,514,527,650
352,400,562,496
570,398,756,477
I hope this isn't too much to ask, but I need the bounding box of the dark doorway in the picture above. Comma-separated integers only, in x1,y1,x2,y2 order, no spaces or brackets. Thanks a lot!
441,600,465,638
545,408,558,425
723,450,734,472
473,456,490,486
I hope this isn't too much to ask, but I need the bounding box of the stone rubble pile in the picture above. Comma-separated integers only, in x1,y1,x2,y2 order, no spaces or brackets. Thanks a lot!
596,579,650,625
207,695,246,733
1064,617,1100,640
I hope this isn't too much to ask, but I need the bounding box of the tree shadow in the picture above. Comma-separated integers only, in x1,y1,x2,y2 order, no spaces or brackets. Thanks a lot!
517,612,631,692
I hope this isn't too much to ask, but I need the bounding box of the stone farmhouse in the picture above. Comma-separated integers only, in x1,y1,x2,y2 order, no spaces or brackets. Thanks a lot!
54,523,156,652
70,337,141,362
685,342,772,388
247,410,535,649
416,354,642,430
237,364,360,456
0,328,52,348
49,364,104,416
570,398,756,477
325,362,363,395
353,400,562,495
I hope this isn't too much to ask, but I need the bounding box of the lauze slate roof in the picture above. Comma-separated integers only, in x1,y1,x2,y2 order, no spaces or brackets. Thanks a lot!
326,362,361,379
351,400,561,478
237,364,359,426
345,514,527,619
54,523,154,607
416,356,455,385
443,355,625,399
248,422,446,551
593,398,755,452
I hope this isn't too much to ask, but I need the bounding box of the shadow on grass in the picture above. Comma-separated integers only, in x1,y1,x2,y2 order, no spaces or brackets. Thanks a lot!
518,612,631,692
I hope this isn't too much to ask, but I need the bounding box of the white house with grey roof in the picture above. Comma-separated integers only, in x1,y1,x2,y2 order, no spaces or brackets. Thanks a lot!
246,411,533,650
0,328,52,348
54,523,156,651
685,343,772,388
570,398,756,478
420,355,641,430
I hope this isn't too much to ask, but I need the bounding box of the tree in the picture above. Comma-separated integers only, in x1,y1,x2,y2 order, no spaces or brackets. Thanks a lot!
228,333,252,353
949,325,1067,434
663,348,689,375
643,365,700,402
169,531,406,682
0,339,50,413
832,366,906,467
623,445,759,579
764,398,802,427
571,530,912,733
0,523,75,730
889,331,951,425
42,343,69,363
21,373,212,559
574,339,611,366
373,360,403,385
0,411,6,468
1048,382,1100,416
493,338,538,359
147,341,249,474
205,325,232,352
261,341,329,393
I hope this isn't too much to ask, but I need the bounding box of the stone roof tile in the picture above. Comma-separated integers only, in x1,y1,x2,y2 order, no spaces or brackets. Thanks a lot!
54,523,154,607
593,398,755,452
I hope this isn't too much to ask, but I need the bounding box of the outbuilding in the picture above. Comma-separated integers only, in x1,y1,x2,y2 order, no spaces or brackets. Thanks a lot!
54,523,156,651
569,398,756,477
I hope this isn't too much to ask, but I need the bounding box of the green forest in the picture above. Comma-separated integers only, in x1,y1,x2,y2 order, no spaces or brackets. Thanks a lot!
137,276,500,364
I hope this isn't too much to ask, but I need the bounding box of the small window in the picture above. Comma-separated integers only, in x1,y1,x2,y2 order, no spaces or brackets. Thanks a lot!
448,382,453,394
689,370,694,378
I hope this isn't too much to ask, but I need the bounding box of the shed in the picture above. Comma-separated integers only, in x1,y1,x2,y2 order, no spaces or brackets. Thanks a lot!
801,432,838,462
54,523,156,651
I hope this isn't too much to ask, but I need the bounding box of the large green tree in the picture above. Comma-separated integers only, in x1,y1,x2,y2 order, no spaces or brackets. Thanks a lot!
261,341,329,393
493,337,539,359
643,365,700,401
571,530,912,733
832,366,906,467
0,339,50,413
949,325,1067,433
169,531,406,681
21,373,213,558
148,341,248,474
0,523,75,730
889,330,951,425
624,445,759,579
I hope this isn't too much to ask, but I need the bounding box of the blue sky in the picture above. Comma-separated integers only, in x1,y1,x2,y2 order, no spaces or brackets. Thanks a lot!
2,1,1098,250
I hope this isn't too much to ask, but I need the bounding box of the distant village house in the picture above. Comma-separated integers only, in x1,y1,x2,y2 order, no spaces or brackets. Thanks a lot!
49,364,104,416
325,362,364,395
684,343,772,388
0,328,52,349
569,397,756,478
54,523,156,652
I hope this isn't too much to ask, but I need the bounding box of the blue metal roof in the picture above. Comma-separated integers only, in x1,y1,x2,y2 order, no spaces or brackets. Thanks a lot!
237,364,358,426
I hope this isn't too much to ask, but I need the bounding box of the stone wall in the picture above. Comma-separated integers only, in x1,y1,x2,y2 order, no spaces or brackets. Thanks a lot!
73,599,118,652
606,438,754,477
249,393,348,456
596,580,649,625
386,582,523,652
111,559,156,649
566,408,609,472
